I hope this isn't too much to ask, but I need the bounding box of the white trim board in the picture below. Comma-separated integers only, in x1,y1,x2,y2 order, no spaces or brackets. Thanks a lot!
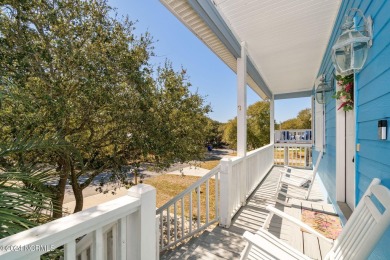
335,82,356,210
314,97,325,152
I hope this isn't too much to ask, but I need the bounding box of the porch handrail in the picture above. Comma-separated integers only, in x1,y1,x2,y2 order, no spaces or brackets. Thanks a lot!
245,144,274,195
275,128,312,132
274,143,312,148
219,144,274,227
156,165,220,252
0,184,156,260
274,143,312,169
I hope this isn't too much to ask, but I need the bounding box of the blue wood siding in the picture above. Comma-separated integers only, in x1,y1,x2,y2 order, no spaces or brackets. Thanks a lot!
316,0,390,258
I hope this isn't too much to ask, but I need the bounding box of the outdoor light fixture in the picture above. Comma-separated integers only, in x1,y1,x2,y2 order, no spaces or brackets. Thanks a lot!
315,75,334,104
331,8,373,75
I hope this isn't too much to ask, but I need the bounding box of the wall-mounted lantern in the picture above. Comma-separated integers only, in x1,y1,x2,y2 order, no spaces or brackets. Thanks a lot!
315,75,334,104
331,8,373,75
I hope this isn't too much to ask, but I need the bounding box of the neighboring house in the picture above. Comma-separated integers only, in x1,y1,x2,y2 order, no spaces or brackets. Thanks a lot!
161,0,390,258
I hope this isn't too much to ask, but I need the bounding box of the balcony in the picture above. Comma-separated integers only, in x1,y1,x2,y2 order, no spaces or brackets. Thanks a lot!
161,165,333,259
0,143,334,260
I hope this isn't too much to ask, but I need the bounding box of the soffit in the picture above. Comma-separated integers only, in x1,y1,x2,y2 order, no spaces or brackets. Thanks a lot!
213,0,342,96
160,0,268,99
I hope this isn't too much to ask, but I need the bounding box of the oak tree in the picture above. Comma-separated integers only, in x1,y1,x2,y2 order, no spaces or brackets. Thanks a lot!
0,0,210,217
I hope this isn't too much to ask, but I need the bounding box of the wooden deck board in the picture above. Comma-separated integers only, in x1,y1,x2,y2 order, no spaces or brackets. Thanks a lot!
311,203,324,213
322,204,336,214
303,232,321,259
318,238,334,259
285,198,304,253
161,166,339,259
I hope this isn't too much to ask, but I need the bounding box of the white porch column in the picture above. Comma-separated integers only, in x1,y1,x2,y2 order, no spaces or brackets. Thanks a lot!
219,158,233,228
237,42,248,206
270,95,275,144
237,42,247,157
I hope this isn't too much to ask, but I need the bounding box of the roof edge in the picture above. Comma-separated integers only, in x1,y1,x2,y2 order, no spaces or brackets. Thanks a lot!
160,0,273,99
275,90,313,100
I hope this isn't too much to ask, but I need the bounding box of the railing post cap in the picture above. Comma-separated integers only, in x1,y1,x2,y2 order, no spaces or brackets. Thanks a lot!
128,184,156,198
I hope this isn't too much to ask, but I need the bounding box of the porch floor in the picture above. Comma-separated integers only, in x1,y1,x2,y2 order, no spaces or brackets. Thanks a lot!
161,166,337,260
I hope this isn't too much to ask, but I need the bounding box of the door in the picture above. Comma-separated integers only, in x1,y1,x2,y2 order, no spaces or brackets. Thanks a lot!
345,111,355,210
335,79,356,214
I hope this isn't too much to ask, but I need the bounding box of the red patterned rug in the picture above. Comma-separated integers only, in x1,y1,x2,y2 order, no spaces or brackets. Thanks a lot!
301,209,342,240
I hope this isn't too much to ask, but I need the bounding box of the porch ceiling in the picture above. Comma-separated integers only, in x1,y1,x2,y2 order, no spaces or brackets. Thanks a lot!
160,0,341,99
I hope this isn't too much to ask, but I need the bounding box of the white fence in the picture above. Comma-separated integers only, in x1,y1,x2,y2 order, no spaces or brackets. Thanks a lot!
274,143,312,168
1,142,313,259
155,144,275,250
156,166,220,252
0,184,157,260
219,144,274,227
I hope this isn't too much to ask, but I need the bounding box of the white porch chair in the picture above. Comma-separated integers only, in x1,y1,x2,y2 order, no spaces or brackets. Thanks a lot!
241,178,390,260
275,150,323,205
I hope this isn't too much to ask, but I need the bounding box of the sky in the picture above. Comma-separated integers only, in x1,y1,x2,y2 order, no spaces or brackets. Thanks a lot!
109,0,311,123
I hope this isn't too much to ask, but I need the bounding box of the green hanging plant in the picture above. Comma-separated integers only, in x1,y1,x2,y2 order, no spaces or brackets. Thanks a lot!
333,74,354,111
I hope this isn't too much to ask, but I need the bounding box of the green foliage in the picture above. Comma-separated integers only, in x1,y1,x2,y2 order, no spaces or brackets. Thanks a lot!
134,62,211,168
247,101,270,150
222,101,270,151
0,0,211,218
222,118,238,149
297,109,312,129
0,134,73,238
333,74,354,111
281,118,300,129
204,118,223,147
222,103,311,149
280,108,311,130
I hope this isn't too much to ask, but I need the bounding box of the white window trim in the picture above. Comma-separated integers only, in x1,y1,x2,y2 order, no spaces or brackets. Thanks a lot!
314,96,325,152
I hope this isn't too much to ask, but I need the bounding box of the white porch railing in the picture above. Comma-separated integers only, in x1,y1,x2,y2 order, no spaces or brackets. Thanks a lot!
274,143,312,168
0,184,157,260
0,142,313,259
156,144,275,250
156,166,220,252
219,144,274,227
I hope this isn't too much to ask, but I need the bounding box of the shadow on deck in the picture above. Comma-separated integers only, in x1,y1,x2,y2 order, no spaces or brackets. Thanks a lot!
161,166,337,260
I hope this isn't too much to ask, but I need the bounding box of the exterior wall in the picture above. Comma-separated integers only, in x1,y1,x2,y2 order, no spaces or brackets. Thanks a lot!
313,99,337,201
316,0,390,259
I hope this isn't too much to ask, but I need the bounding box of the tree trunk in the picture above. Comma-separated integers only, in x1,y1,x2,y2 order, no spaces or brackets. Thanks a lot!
70,164,84,213
52,160,69,219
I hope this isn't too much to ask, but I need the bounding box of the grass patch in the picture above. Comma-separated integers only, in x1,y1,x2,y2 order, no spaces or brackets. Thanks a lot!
274,148,311,167
274,150,306,158
144,174,216,222
198,160,220,170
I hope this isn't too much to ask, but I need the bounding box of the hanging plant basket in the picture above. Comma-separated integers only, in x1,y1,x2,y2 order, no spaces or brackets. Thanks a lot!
333,74,354,111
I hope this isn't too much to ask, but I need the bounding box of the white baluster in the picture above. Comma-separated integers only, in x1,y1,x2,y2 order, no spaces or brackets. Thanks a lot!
117,217,127,260
197,186,200,229
93,227,104,260
206,180,210,223
219,158,232,227
181,198,185,239
64,240,76,260
174,202,177,241
189,192,193,234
